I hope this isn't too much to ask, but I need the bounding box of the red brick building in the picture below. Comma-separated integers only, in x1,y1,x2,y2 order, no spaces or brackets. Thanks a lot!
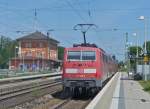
10,31,59,71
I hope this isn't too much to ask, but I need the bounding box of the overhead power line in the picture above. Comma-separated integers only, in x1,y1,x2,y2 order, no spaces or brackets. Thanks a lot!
1,5,150,12
64,0,88,23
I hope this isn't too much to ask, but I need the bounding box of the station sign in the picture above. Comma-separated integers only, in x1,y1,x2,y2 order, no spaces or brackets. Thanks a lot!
144,55,149,62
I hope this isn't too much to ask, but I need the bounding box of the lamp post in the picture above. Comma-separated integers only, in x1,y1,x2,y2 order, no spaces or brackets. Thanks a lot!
138,16,148,81
42,52,44,70
15,46,18,70
125,32,129,74
133,32,139,73
138,16,147,54
32,49,35,72
22,51,25,71
125,32,131,76
47,30,54,70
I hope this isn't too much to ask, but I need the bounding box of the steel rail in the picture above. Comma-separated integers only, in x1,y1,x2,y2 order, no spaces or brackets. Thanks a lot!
0,81,62,109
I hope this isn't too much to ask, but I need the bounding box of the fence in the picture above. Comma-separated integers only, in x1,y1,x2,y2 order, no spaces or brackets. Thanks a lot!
137,65,150,80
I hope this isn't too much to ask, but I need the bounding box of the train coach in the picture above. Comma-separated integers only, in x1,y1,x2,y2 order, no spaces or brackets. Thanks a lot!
62,43,118,96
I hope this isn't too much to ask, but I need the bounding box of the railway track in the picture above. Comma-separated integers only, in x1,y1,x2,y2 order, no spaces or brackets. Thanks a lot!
52,98,91,109
20,77,112,109
0,78,62,109
0,77,61,96
50,76,113,109
0,74,113,109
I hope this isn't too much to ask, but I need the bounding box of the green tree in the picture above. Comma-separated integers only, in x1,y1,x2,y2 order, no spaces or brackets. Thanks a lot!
128,46,143,71
58,46,64,60
0,36,17,68
143,41,150,54
128,46,142,57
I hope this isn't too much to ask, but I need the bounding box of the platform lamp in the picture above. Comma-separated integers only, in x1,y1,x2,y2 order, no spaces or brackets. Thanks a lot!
133,32,139,74
138,16,148,81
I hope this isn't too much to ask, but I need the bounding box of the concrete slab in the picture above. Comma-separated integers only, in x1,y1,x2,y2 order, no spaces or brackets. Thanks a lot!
86,72,120,109
0,72,62,83
110,73,121,109
110,72,150,109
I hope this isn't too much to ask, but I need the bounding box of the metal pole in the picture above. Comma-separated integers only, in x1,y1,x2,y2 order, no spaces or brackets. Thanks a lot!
136,33,138,74
144,18,147,81
23,53,24,71
32,50,35,72
42,52,43,71
133,32,139,74
15,46,18,71
125,32,130,76
144,18,147,54
82,31,86,44
47,32,51,70
47,30,54,70
73,24,97,45
137,16,148,80
15,48,16,70
9,58,10,70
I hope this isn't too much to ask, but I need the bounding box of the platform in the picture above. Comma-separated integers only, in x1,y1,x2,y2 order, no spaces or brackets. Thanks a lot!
110,72,150,109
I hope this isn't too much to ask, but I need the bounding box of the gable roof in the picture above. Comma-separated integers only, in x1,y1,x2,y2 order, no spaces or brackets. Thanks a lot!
17,31,59,43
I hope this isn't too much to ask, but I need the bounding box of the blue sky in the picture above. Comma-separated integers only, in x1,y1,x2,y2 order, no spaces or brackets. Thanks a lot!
0,0,150,61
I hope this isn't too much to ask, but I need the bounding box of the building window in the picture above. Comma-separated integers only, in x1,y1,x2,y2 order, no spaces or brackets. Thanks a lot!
50,50,57,59
26,51,32,57
36,52,42,58
39,42,43,48
25,42,32,48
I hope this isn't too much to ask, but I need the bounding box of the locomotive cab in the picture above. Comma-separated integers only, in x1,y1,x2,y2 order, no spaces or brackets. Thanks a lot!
63,46,103,95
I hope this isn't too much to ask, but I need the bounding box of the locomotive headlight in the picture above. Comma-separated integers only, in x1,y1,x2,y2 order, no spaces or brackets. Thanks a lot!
66,68,78,73
84,69,96,73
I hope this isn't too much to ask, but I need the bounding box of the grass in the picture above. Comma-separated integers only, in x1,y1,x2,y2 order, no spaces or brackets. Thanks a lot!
139,80,150,93
0,75,8,79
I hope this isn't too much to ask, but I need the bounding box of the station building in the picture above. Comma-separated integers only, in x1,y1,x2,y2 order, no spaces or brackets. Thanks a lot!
9,31,59,71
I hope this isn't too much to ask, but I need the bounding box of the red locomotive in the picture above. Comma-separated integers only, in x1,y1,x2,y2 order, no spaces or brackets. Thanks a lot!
62,43,118,96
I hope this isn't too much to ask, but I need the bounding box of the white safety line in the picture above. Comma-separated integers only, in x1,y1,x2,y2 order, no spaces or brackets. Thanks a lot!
86,72,119,109
109,73,121,109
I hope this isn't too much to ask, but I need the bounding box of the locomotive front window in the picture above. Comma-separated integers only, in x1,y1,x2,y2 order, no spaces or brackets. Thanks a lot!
82,51,96,60
67,51,81,60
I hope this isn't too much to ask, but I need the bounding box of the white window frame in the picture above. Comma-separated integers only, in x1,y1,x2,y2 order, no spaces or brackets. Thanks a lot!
67,50,96,61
